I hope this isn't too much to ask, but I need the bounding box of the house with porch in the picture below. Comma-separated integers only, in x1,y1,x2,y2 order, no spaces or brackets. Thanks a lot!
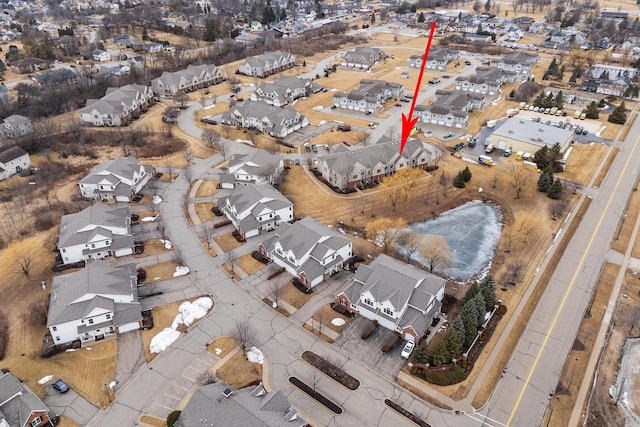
316,138,440,192
409,48,459,70
79,157,154,202
0,371,54,427
58,204,134,265
340,46,387,70
79,84,154,127
47,261,142,346
258,217,352,289
0,114,33,138
0,145,30,180
220,150,284,189
250,76,318,107
151,63,224,97
237,51,295,78
332,79,403,113
220,184,293,239
335,254,446,342
220,100,308,139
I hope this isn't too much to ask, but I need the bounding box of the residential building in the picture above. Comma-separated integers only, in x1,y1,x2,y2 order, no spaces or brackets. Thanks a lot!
47,261,142,345
31,68,77,87
454,66,517,97
9,58,49,74
78,157,153,202
0,145,30,180
335,254,446,342
92,49,111,62
250,76,318,107
492,51,538,74
151,63,224,97
237,51,295,78
0,371,54,427
333,79,403,113
79,84,155,127
176,382,306,427
100,63,130,76
258,217,352,289
409,48,459,70
340,46,387,70
220,184,293,239
58,204,134,265
589,64,638,81
0,115,33,138
0,84,9,104
487,118,574,154
415,90,483,128
316,138,440,191
220,100,308,139
220,150,284,189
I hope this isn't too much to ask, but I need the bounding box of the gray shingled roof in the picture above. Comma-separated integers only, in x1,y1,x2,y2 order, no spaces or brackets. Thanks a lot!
0,372,49,427
0,145,27,163
176,382,306,427
221,183,292,225
228,150,282,177
58,204,131,248
47,261,139,327
80,157,145,186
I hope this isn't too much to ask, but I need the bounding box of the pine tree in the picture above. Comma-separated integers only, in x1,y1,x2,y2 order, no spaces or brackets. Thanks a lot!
463,283,480,305
533,146,550,171
555,90,564,109
473,293,487,326
608,102,627,124
462,166,472,182
453,171,466,188
484,0,491,13
547,178,564,199
585,100,599,119
452,316,466,348
418,12,425,22
479,275,496,309
441,329,461,361
463,313,478,346
413,341,429,363
538,167,553,192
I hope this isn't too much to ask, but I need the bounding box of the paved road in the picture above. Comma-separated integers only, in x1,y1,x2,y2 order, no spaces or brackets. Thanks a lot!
477,107,640,426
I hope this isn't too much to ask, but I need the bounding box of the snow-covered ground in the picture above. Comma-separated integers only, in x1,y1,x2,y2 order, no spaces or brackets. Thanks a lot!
150,297,213,354
38,375,53,385
150,328,181,354
331,318,346,326
153,196,162,204
173,266,190,277
247,347,264,364
160,239,172,249
142,215,159,222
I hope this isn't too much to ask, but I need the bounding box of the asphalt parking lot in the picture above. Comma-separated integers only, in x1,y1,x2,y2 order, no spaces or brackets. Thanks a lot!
43,384,99,425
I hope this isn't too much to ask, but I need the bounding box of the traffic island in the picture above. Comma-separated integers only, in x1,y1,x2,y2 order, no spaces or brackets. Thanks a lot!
384,399,431,427
302,351,360,390
288,376,343,415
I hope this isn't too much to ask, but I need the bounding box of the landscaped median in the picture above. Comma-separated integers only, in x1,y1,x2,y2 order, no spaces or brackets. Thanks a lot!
288,376,343,415
301,350,360,391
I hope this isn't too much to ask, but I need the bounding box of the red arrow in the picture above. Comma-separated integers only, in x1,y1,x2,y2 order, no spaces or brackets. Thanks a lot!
400,21,437,155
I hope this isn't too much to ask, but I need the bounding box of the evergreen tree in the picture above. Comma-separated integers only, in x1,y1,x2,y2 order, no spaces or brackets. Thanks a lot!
414,341,429,363
538,167,553,192
463,313,478,346
441,328,461,362
371,13,376,23
600,70,609,80
418,12,425,22
547,178,564,199
473,293,487,326
545,92,555,108
142,27,148,40
451,316,466,349
608,102,627,124
555,90,564,109
479,275,496,309
585,100,599,119
453,171,466,188
533,146,549,170
463,283,480,305
462,166,472,182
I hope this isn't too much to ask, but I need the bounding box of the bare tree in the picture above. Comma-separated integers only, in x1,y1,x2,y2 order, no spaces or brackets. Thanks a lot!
13,251,35,280
549,198,569,220
506,261,525,285
492,173,499,189
418,235,453,273
395,230,422,263
313,308,325,336
509,164,529,200
220,124,233,139
165,160,175,181
174,249,186,267
246,129,259,146
184,148,193,164
217,140,229,160
174,91,189,108
267,280,282,308
629,308,640,336
201,129,221,149
439,171,450,197
386,125,399,141
231,319,256,358
309,370,321,391
226,248,237,277
199,222,216,249
183,165,194,185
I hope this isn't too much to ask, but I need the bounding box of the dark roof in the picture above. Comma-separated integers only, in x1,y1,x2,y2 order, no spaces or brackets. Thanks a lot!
0,145,27,163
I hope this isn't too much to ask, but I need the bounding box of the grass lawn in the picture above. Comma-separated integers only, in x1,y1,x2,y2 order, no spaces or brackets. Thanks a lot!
216,351,263,390
280,282,313,309
562,142,610,187
143,261,180,282
314,304,351,333
136,239,173,258
235,253,265,276
214,232,243,252
195,180,219,198
206,336,237,359
194,202,216,223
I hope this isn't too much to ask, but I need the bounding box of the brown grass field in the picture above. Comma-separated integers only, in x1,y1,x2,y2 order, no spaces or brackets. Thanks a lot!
143,261,179,282
136,239,174,258
280,282,314,309
214,232,243,252
206,336,237,359
195,180,219,198
235,253,265,276
194,202,216,223
216,351,263,390
562,143,611,187
313,304,351,333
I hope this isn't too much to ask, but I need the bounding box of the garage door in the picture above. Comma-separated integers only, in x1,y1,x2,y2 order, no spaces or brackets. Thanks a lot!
115,248,133,257
117,321,140,334
497,140,507,150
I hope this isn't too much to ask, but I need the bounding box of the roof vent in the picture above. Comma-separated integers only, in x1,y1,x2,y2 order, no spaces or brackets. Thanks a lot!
538,128,544,132
508,130,514,134
222,387,233,398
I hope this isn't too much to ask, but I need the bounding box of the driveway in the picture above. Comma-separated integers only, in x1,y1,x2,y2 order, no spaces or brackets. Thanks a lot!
333,316,406,380
44,386,99,425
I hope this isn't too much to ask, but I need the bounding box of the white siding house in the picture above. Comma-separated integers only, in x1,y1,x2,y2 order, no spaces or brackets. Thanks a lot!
79,157,153,202
0,145,30,180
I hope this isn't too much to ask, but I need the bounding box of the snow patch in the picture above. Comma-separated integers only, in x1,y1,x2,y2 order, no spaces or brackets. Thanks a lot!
247,347,264,364
153,196,162,204
38,375,53,385
160,239,172,249
85,347,92,350
215,348,222,355
109,381,116,389
331,318,345,326
65,349,78,352
173,266,190,277
150,328,181,354
153,276,161,281
171,297,213,328
142,215,159,222
313,106,323,111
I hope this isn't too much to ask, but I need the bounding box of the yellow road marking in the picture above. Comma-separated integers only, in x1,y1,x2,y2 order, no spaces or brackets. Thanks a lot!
507,128,640,425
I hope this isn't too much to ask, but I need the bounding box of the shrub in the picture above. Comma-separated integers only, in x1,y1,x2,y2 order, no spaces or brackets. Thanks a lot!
496,304,508,316
0,311,8,360
361,320,377,339
166,410,181,427
423,364,466,386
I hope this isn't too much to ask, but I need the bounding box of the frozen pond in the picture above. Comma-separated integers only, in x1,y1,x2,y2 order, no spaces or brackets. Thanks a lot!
403,200,503,280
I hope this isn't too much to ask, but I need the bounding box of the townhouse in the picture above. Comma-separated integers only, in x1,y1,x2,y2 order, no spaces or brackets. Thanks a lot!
409,48,459,70
237,51,295,78
0,114,33,138
151,63,224,97
220,100,308,139
492,51,538,74
332,79,403,114
454,66,517,98
79,84,155,127
415,90,484,129
78,157,154,202
340,46,387,70
249,76,318,107
0,145,30,180
220,150,284,189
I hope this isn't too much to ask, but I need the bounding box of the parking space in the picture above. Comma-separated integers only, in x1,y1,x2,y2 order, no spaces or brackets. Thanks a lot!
333,316,406,380
44,386,99,425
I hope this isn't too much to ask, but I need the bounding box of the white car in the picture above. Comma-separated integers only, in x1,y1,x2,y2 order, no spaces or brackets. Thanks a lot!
401,341,415,359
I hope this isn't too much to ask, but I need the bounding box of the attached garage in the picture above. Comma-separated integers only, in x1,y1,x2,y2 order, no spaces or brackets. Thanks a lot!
117,321,141,334
114,247,133,257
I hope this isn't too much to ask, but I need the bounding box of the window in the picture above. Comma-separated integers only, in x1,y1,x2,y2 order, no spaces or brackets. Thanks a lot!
31,417,42,426
364,298,373,307
106,314,111,320
109,326,114,332
91,243,95,249
88,318,94,325
52,326,57,331
383,307,393,316
55,336,60,341
61,248,66,253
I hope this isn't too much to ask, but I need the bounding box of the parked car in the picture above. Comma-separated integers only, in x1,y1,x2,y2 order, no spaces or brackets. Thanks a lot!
468,138,477,148
582,129,588,135
428,78,441,84
52,379,69,393
401,341,415,359
464,60,472,65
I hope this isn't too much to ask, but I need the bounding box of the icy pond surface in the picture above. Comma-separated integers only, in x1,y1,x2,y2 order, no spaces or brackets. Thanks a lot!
404,200,503,280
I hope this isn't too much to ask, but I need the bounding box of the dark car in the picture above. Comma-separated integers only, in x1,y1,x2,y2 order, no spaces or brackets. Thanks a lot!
52,379,69,393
